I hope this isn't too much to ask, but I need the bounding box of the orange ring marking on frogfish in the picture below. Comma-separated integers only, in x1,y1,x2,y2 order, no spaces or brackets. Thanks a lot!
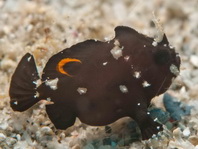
57,58,82,77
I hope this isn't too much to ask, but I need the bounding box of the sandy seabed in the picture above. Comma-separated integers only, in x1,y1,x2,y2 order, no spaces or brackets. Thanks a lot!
0,0,198,149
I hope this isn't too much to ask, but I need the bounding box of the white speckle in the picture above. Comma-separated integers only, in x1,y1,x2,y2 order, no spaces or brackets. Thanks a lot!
142,81,151,87
144,45,146,47
13,101,18,105
94,39,97,42
27,56,31,62
77,87,87,95
170,64,180,76
163,44,167,47
124,55,130,61
46,97,51,102
103,62,108,66
34,91,39,98
183,127,190,137
45,78,59,90
119,85,128,93
147,112,150,115
137,103,141,106
110,39,123,60
154,118,158,122
157,126,161,130
133,71,141,78
152,40,158,47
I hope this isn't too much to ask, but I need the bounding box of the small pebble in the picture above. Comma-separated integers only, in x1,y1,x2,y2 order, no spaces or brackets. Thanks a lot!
40,126,53,135
182,127,190,137
0,133,6,142
189,136,198,146
190,55,198,67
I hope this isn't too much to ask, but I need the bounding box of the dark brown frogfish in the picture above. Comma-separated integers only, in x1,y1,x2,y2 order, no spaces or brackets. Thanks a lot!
9,26,180,140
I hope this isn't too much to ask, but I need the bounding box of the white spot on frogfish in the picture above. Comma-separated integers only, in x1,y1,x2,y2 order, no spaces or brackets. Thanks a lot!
133,71,141,79
103,62,108,66
13,101,18,105
170,64,180,76
110,39,123,60
45,78,59,90
119,85,128,93
124,55,130,61
27,56,31,62
77,87,87,95
152,41,158,47
142,81,151,88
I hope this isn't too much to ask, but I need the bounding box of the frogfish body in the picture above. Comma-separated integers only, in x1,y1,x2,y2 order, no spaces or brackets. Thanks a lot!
9,26,180,140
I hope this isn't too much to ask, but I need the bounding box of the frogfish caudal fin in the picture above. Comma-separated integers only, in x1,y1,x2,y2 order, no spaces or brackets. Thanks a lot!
9,53,41,112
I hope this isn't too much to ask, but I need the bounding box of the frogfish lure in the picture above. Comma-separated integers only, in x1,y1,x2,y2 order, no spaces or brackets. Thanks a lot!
9,26,180,140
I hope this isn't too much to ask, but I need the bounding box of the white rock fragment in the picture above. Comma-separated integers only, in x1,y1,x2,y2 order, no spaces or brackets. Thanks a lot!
45,78,59,90
170,64,180,76
142,81,151,87
77,87,87,95
110,39,123,60
119,85,128,93
144,45,146,47
26,24,34,32
190,55,198,67
133,71,141,79
137,103,141,106
0,133,6,142
16,134,21,141
183,127,191,137
152,40,158,47
103,62,108,66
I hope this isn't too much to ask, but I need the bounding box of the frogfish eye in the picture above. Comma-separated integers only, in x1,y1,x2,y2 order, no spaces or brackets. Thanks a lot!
153,49,171,65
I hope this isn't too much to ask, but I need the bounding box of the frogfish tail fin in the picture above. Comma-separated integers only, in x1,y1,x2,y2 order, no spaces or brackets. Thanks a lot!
9,53,41,112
